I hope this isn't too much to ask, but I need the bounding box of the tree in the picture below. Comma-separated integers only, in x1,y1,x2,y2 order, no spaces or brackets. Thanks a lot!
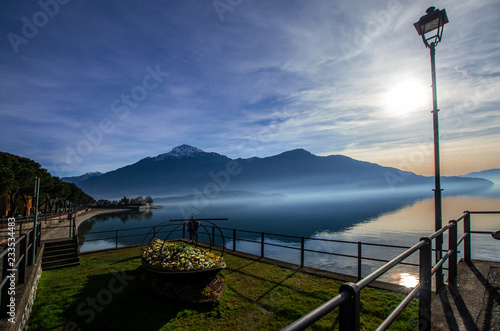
0,152,95,216
97,199,111,207
145,196,154,204
130,196,144,205
119,196,130,205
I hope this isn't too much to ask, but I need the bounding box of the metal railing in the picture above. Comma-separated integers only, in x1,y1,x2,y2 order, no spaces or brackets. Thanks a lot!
0,212,75,241
76,222,420,281
0,216,35,239
78,224,185,249
217,226,419,279
282,210,500,330
0,221,42,318
68,210,499,329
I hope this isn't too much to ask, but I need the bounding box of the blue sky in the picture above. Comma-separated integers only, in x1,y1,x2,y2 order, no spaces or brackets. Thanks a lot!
1,0,499,177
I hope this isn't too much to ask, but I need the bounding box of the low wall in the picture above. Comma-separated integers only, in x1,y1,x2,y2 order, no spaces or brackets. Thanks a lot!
0,246,44,331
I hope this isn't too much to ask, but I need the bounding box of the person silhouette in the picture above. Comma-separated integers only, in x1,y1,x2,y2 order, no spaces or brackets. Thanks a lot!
188,217,195,243
192,218,200,244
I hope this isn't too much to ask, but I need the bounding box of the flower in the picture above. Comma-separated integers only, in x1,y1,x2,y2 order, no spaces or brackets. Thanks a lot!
142,239,225,271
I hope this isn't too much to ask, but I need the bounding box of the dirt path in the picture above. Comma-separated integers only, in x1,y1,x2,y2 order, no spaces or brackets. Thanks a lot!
41,208,128,241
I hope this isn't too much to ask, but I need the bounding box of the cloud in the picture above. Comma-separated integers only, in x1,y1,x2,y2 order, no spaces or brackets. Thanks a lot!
0,0,499,177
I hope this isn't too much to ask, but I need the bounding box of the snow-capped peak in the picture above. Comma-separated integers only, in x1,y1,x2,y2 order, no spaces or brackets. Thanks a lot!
169,145,205,157
152,145,205,160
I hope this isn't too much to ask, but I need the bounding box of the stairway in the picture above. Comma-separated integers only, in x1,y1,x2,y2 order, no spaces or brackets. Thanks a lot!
42,238,80,270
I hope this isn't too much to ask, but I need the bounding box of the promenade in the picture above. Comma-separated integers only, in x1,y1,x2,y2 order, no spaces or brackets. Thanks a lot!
38,209,500,329
41,208,128,241
432,259,500,330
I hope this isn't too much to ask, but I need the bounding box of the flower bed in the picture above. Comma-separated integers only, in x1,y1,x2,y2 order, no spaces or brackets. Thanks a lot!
141,239,226,272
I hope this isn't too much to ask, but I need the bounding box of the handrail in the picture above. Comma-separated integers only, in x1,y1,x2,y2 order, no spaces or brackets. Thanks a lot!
72,210,499,330
0,221,42,318
375,283,422,330
357,240,426,289
77,221,420,279
282,210,500,330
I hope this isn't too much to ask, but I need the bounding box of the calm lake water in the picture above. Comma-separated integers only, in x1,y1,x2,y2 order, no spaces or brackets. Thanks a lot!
78,186,500,286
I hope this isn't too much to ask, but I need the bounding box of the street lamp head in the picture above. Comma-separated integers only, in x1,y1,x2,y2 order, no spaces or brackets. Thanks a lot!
414,7,449,48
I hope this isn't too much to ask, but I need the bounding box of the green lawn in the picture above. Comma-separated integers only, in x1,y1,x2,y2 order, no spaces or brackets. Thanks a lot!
28,246,418,330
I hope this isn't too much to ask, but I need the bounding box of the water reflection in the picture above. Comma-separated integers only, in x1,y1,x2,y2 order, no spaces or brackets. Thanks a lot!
399,273,418,288
78,193,500,284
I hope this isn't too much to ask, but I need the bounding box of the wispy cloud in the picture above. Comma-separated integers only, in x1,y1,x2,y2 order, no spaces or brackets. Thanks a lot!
1,0,499,177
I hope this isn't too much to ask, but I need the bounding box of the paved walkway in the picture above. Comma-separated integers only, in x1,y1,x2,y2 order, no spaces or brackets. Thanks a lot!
432,259,500,330
41,208,128,241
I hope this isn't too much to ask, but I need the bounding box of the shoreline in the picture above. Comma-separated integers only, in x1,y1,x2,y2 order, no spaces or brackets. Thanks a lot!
41,208,129,241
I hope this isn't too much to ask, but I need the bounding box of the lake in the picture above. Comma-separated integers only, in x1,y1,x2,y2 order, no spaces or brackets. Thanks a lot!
78,186,500,286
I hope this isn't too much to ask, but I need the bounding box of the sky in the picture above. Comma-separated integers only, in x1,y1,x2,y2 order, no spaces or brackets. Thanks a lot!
1,0,499,178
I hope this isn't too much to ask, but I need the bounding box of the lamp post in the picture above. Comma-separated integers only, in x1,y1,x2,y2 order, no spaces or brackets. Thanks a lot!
414,7,449,292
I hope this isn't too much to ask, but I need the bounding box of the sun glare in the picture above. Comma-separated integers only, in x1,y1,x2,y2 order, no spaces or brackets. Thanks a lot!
399,273,419,288
384,80,429,117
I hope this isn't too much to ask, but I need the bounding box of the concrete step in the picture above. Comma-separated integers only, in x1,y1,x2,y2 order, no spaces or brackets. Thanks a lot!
44,246,76,255
42,238,80,270
42,259,80,270
43,251,78,262
44,243,76,252
44,238,75,245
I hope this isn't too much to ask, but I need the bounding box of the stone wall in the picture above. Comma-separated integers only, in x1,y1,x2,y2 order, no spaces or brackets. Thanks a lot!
0,246,43,331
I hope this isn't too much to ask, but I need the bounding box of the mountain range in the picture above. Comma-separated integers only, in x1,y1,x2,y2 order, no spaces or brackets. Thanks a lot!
62,145,495,200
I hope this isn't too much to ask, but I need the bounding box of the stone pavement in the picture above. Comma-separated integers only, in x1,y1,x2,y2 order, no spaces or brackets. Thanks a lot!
431,259,500,330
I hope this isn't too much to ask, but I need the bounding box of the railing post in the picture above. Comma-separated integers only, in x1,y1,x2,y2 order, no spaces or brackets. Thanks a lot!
27,230,34,266
357,242,362,280
182,223,185,239
37,222,42,248
419,237,432,330
19,235,27,284
32,223,37,264
153,225,156,238
212,226,216,244
448,220,458,287
1,255,9,318
115,229,118,248
34,223,39,256
464,211,471,262
339,282,360,330
261,232,265,258
300,237,305,268
233,229,236,251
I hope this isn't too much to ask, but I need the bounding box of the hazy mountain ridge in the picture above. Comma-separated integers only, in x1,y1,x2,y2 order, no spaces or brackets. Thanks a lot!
462,168,500,184
67,145,494,199
62,171,103,184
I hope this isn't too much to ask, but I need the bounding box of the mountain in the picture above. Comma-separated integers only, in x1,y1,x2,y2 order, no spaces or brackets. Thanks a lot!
462,169,500,184
74,144,493,199
62,172,103,184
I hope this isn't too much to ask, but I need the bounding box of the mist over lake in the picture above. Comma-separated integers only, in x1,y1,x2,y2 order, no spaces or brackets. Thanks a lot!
78,185,500,284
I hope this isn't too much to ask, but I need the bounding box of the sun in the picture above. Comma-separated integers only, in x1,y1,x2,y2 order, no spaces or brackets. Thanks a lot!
383,80,429,116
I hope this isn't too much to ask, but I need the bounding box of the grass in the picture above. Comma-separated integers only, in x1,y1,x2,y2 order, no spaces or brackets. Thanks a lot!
28,246,418,330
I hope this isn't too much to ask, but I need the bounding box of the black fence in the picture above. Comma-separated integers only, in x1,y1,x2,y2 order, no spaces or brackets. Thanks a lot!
0,221,42,317
74,210,500,330
0,217,35,240
282,210,500,330
77,221,420,281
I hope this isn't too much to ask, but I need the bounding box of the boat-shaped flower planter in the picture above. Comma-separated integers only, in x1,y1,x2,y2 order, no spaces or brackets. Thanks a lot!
141,247,226,284
139,220,228,303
